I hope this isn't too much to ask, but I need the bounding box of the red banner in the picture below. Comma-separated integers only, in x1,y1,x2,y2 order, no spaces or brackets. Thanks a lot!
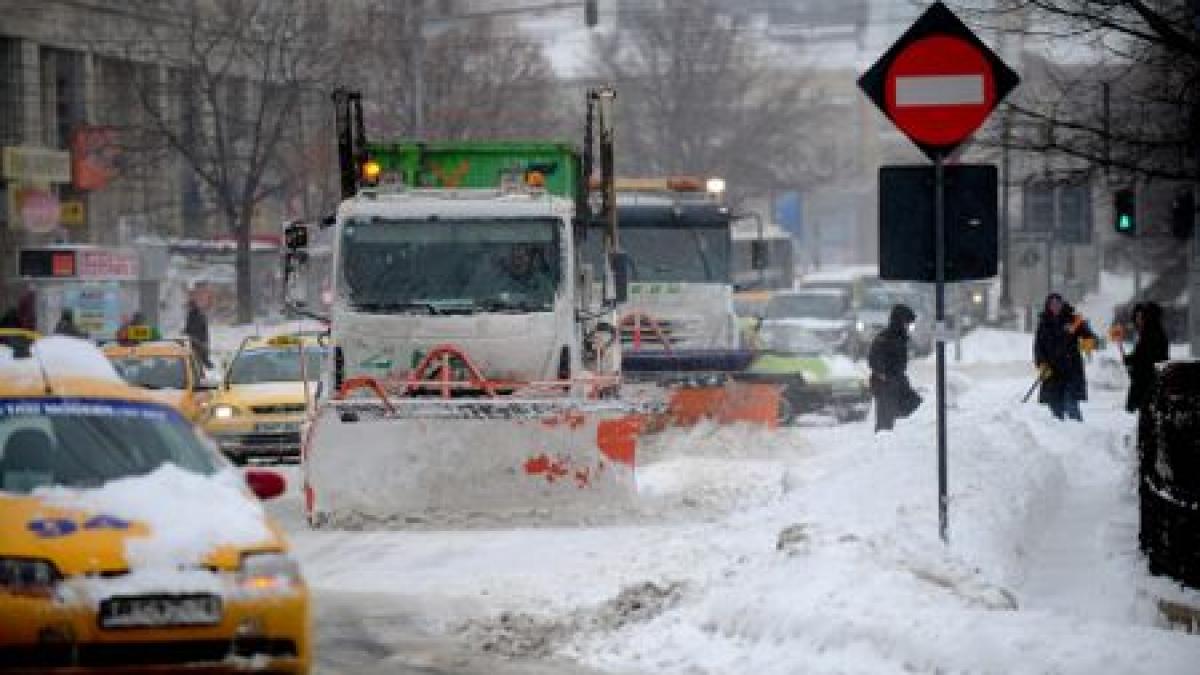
71,126,120,191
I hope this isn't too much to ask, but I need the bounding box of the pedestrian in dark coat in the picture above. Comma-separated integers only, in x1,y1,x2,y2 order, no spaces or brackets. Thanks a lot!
1123,301,1169,413
54,308,87,338
868,304,921,432
1034,293,1096,421
184,298,212,369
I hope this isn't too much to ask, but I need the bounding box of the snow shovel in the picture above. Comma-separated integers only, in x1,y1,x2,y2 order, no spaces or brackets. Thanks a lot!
1021,367,1050,403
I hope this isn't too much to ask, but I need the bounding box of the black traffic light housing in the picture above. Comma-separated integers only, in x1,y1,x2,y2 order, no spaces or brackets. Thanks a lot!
1113,188,1136,235
1171,189,1195,240
584,0,598,27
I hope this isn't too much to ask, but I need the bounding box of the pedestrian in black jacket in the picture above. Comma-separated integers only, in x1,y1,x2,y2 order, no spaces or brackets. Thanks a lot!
54,308,86,338
1034,293,1096,421
184,298,212,369
1123,301,1169,413
868,304,921,432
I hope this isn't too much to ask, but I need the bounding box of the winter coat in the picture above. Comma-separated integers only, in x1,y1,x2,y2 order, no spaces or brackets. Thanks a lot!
184,305,212,367
1124,306,1169,413
868,305,921,430
54,317,86,338
1034,303,1095,404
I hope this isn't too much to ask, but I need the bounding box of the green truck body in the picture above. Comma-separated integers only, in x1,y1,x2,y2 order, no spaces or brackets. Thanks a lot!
366,141,582,198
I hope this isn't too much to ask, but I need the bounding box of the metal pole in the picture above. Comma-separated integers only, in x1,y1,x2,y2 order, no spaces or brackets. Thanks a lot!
999,112,1012,319
935,153,948,544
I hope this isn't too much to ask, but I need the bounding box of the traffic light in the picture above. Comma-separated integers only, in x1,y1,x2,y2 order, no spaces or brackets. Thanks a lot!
1113,188,1136,235
584,0,598,27
1171,189,1195,240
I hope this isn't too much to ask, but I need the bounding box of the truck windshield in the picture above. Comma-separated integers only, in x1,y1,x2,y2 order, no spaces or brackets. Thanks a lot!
340,218,560,312
582,202,731,284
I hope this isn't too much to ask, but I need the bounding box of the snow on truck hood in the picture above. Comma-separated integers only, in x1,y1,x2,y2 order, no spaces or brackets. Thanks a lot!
10,465,280,584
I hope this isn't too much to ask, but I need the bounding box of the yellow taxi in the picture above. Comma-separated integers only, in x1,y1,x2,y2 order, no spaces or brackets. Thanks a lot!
0,328,40,359
0,340,311,672
103,338,214,422
203,335,325,466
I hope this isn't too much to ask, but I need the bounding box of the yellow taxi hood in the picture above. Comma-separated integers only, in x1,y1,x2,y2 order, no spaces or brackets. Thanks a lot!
213,382,310,408
1,466,285,576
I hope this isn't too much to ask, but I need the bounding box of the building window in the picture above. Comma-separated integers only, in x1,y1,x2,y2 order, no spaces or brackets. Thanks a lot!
0,37,20,145
39,46,86,149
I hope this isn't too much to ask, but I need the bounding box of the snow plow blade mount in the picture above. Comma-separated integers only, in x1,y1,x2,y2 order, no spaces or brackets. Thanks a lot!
302,398,644,527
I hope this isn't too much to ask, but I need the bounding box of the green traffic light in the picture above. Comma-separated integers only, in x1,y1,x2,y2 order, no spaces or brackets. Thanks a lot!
1118,213,1133,231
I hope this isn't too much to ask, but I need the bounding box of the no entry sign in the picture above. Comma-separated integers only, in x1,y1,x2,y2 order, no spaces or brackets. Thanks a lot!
859,2,1018,160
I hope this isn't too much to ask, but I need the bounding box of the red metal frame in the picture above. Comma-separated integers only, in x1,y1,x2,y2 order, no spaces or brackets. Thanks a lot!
619,312,673,353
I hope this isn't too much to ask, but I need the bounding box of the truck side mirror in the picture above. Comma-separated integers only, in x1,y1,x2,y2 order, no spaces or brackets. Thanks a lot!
609,251,630,304
751,240,769,271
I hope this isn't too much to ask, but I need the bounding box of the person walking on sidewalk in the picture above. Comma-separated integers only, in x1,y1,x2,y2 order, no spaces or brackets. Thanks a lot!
868,304,922,432
1034,292,1096,421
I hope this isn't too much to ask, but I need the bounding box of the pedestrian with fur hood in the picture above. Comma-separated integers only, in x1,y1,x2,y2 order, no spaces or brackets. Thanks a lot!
868,303,922,432
1122,301,1169,413
1034,292,1096,421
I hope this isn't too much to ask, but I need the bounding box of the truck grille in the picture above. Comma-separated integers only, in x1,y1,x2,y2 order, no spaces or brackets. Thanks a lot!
250,403,306,415
620,317,695,348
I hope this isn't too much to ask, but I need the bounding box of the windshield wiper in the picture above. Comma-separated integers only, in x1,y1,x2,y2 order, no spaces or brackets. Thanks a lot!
352,302,441,315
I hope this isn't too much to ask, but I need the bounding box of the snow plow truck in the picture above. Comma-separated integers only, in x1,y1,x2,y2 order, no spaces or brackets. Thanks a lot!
287,88,647,527
581,178,780,429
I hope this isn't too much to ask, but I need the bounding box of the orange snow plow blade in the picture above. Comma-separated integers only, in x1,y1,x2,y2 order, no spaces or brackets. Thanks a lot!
302,397,645,527
666,382,779,428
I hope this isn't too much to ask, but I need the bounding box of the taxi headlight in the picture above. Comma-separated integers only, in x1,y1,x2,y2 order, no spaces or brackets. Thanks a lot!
211,404,240,419
0,557,60,595
238,552,302,592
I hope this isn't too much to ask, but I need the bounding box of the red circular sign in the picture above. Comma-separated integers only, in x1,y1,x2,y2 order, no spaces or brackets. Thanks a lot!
884,35,995,147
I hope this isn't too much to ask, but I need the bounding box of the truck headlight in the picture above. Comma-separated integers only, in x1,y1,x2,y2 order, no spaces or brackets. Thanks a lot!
0,557,60,596
855,320,865,333
238,552,302,592
211,404,240,419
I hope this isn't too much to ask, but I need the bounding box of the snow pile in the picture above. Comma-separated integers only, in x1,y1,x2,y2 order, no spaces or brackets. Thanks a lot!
0,335,123,388
458,581,687,660
43,464,274,571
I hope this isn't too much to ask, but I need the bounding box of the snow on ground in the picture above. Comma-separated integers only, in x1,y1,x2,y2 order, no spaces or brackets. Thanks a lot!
269,325,1199,674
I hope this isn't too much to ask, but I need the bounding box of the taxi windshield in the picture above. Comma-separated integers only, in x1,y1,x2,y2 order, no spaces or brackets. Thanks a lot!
110,356,188,390
228,348,324,385
0,398,219,494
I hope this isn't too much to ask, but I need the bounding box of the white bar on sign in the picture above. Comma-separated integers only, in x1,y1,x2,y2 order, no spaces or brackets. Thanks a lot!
895,75,984,106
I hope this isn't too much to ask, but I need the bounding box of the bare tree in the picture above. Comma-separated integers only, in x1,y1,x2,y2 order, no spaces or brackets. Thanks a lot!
965,0,1199,183
589,0,828,203
111,0,336,323
346,2,565,141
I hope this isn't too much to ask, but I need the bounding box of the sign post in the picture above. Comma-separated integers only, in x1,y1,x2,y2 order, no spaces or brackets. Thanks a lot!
859,1,1019,543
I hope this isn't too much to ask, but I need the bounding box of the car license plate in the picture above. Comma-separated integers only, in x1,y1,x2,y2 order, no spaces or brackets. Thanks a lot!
100,594,222,629
255,421,299,433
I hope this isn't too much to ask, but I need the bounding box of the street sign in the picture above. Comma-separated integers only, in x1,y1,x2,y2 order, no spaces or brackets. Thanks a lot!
859,1,1020,546
879,164,998,282
858,1,1019,161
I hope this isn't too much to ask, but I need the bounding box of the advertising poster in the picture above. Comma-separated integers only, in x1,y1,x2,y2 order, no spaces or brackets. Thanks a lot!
64,282,122,338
